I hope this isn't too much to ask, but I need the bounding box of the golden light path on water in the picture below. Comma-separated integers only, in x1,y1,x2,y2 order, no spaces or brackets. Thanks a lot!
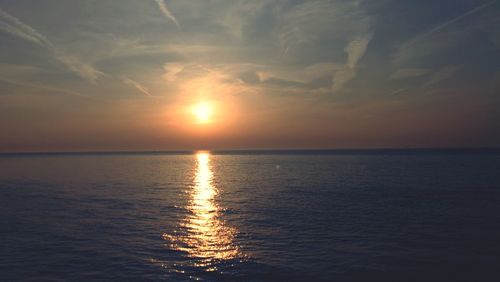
163,151,240,269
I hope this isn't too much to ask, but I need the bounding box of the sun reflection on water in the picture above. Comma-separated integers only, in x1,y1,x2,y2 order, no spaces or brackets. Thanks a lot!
163,151,240,267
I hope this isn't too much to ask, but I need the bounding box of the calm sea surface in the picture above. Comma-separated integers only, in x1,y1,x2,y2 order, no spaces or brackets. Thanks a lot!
1,150,500,281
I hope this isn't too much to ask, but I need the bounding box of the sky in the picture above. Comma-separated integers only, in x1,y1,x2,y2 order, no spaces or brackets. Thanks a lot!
0,0,499,152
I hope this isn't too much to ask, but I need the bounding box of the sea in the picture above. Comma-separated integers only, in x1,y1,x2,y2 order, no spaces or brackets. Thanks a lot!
1,149,500,281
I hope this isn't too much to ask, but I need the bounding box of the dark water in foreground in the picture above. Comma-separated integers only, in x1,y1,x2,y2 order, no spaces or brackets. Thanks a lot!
1,150,500,281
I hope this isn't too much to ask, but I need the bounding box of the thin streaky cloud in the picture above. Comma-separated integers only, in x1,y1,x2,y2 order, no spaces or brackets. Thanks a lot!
402,1,496,49
59,56,106,85
391,88,406,95
0,8,53,49
390,68,431,79
0,8,104,84
423,66,461,88
123,78,153,97
0,77,90,99
154,0,180,28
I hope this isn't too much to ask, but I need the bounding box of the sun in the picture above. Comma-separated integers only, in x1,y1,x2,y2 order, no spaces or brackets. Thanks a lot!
192,102,213,123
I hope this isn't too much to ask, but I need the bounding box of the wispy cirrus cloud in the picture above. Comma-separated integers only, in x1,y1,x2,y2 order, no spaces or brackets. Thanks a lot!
0,76,90,98
402,0,496,51
332,33,373,93
0,7,105,84
122,78,153,97
390,88,406,96
162,63,185,82
272,1,374,94
390,68,431,79
0,63,93,98
58,56,106,85
423,65,460,87
256,62,340,85
0,8,53,49
154,0,180,28
0,63,88,98
393,1,497,64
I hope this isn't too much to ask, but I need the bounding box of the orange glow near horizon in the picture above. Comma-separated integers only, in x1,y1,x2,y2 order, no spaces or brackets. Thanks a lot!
158,83,243,139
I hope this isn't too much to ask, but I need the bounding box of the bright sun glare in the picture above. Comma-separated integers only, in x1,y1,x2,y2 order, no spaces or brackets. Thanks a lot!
192,102,212,123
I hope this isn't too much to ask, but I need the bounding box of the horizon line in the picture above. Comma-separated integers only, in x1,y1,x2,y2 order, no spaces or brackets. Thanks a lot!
1,147,499,156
